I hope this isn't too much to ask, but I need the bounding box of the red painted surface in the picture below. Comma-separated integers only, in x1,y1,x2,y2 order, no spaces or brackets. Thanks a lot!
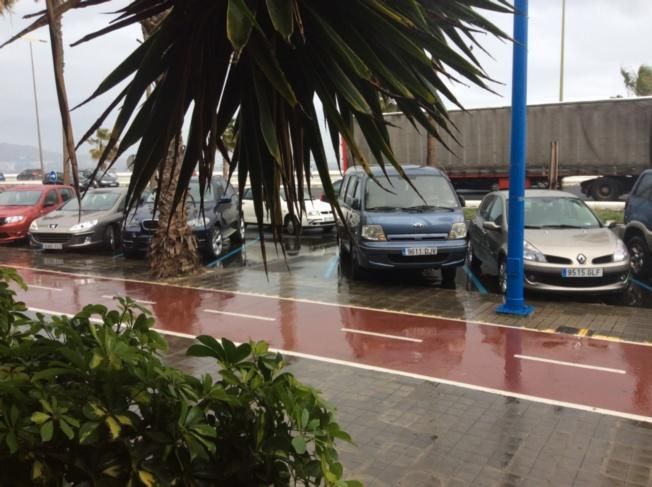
11,267,652,419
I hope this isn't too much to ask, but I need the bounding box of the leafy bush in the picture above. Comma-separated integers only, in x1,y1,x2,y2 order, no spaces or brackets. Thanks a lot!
0,267,359,486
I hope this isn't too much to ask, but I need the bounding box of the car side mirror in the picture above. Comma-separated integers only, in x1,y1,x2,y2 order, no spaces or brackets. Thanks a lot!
605,220,617,229
351,199,360,211
483,221,501,231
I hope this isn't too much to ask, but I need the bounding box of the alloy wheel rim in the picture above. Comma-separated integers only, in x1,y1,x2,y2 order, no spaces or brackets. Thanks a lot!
107,227,115,248
630,244,644,274
212,230,223,255
240,218,245,238
499,262,507,293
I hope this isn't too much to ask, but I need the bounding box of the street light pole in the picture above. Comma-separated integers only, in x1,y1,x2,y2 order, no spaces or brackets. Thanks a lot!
497,0,534,317
27,39,46,173
559,0,566,102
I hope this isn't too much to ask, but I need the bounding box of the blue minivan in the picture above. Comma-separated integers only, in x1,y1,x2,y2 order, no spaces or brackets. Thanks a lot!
336,166,467,281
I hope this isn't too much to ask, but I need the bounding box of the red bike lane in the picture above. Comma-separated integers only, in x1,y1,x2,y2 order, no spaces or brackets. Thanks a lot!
9,265,652,422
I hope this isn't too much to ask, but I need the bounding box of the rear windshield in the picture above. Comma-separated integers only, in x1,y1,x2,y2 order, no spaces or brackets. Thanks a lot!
364,175,458,211
0,190,42,206
62,192,120,212
524,197,601,229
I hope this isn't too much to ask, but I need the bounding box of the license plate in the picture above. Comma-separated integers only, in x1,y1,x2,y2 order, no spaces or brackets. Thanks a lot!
42,243,63,250
562,267,603,278
402,247,438,257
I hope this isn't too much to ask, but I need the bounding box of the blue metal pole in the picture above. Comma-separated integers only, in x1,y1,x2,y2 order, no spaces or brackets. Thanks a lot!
497,0,534,317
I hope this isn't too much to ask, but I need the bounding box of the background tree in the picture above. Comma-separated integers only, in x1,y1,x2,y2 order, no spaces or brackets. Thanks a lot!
621,65,652,96
87,127,116,168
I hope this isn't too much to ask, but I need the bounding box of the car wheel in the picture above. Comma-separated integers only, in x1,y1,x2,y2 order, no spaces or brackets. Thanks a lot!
467,241,482,273
591,178,621,201
284,215,300,235
498,257,507,294
337,233,349,257
206,227,224,259
626,235,651,277
104,225,118,251
350,248,366,281
231,217,246,245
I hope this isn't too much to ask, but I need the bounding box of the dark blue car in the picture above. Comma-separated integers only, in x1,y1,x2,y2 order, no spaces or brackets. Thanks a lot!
336,166,467,281
624,169,652,277
122,177,244,260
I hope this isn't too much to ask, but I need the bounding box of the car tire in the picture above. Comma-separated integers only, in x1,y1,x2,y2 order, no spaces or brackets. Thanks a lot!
231,217,246,245
591,178,621,202
284,215,300,236
205,227,224,259
104,225,118,252
467,241,482,273
626,235,651,277
441,267,457,284
350,248,366,281
498,257,507,294
337,233,349,257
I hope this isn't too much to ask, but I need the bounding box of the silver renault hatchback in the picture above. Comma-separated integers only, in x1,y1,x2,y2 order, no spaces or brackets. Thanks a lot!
468,190,630,294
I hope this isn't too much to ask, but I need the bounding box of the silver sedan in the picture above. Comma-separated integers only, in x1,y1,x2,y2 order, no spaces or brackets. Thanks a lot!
467,190,630,294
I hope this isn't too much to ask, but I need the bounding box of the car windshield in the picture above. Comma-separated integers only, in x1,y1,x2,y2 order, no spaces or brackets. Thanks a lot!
146,182,215,204
523,197,601,229
62,192,120,211
280,191,319,202
364,175,458,211
0,190,42,206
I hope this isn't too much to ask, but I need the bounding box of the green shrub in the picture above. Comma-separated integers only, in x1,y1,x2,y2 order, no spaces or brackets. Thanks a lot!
0,267,359,486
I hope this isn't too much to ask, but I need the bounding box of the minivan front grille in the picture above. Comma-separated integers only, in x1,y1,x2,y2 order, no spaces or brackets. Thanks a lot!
387,233,448,241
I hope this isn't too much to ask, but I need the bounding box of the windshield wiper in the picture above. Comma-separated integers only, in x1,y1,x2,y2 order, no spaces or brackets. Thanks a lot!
539,224,587,229
403,205,455,212
366,206,398,212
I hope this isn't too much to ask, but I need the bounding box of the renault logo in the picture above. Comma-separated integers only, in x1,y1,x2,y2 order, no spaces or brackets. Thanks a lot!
577,253,587,265
413,223,424,229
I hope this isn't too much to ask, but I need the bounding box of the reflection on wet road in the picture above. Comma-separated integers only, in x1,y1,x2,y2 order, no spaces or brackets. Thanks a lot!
10,264,652,422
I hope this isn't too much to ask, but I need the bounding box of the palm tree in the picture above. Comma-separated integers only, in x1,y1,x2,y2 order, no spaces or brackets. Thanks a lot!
4,0,511,277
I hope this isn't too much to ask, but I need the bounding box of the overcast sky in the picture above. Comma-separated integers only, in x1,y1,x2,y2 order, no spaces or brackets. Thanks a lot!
0,0,650,163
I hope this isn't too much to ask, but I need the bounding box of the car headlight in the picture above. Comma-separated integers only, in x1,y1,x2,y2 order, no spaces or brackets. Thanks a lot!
70,220,98,232
5,215,25,224
308,210,320,217
29,220,38,231
361,224,386,241
523,241,546,262
448,222,467,239
614,239,628,262
187,216,209,228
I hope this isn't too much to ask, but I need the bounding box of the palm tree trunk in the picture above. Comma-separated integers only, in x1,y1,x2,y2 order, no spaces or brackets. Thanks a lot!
52,0,72,185
141,13,200,278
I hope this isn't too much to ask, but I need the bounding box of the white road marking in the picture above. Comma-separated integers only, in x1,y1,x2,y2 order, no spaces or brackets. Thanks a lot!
27,306,103,324
22,306,652,424
101,295,156,306
8,265,652,350
27,284,62,292
341,328,423,343
514,354,626,374
202,309,276,322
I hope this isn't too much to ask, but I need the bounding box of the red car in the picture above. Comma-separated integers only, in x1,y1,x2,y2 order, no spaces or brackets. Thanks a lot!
0,185,75,244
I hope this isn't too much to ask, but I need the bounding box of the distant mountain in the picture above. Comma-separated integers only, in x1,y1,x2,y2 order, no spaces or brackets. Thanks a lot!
0,142,129,174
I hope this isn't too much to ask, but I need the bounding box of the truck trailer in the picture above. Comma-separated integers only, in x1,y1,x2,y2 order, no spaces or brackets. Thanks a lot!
352,97,652,200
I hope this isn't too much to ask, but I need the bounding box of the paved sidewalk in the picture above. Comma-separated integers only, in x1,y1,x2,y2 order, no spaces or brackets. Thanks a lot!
164,335,652,487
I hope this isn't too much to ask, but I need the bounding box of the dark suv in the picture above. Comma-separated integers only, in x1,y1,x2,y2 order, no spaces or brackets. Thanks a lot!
336,166,467,281
122,177,244,259
624,169,652,277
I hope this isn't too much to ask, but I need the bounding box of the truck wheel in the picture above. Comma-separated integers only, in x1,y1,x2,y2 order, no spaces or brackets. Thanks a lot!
626,235,651,277
591,178,621,201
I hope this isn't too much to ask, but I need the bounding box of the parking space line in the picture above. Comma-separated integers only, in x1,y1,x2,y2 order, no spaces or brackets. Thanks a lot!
202,309,276,322
28,284,63,292
322,256,340,279
632,278,652,293
341,328,423,343
206,237,261,268
462,265,488,295
514,354,626,374
101,295,156,306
